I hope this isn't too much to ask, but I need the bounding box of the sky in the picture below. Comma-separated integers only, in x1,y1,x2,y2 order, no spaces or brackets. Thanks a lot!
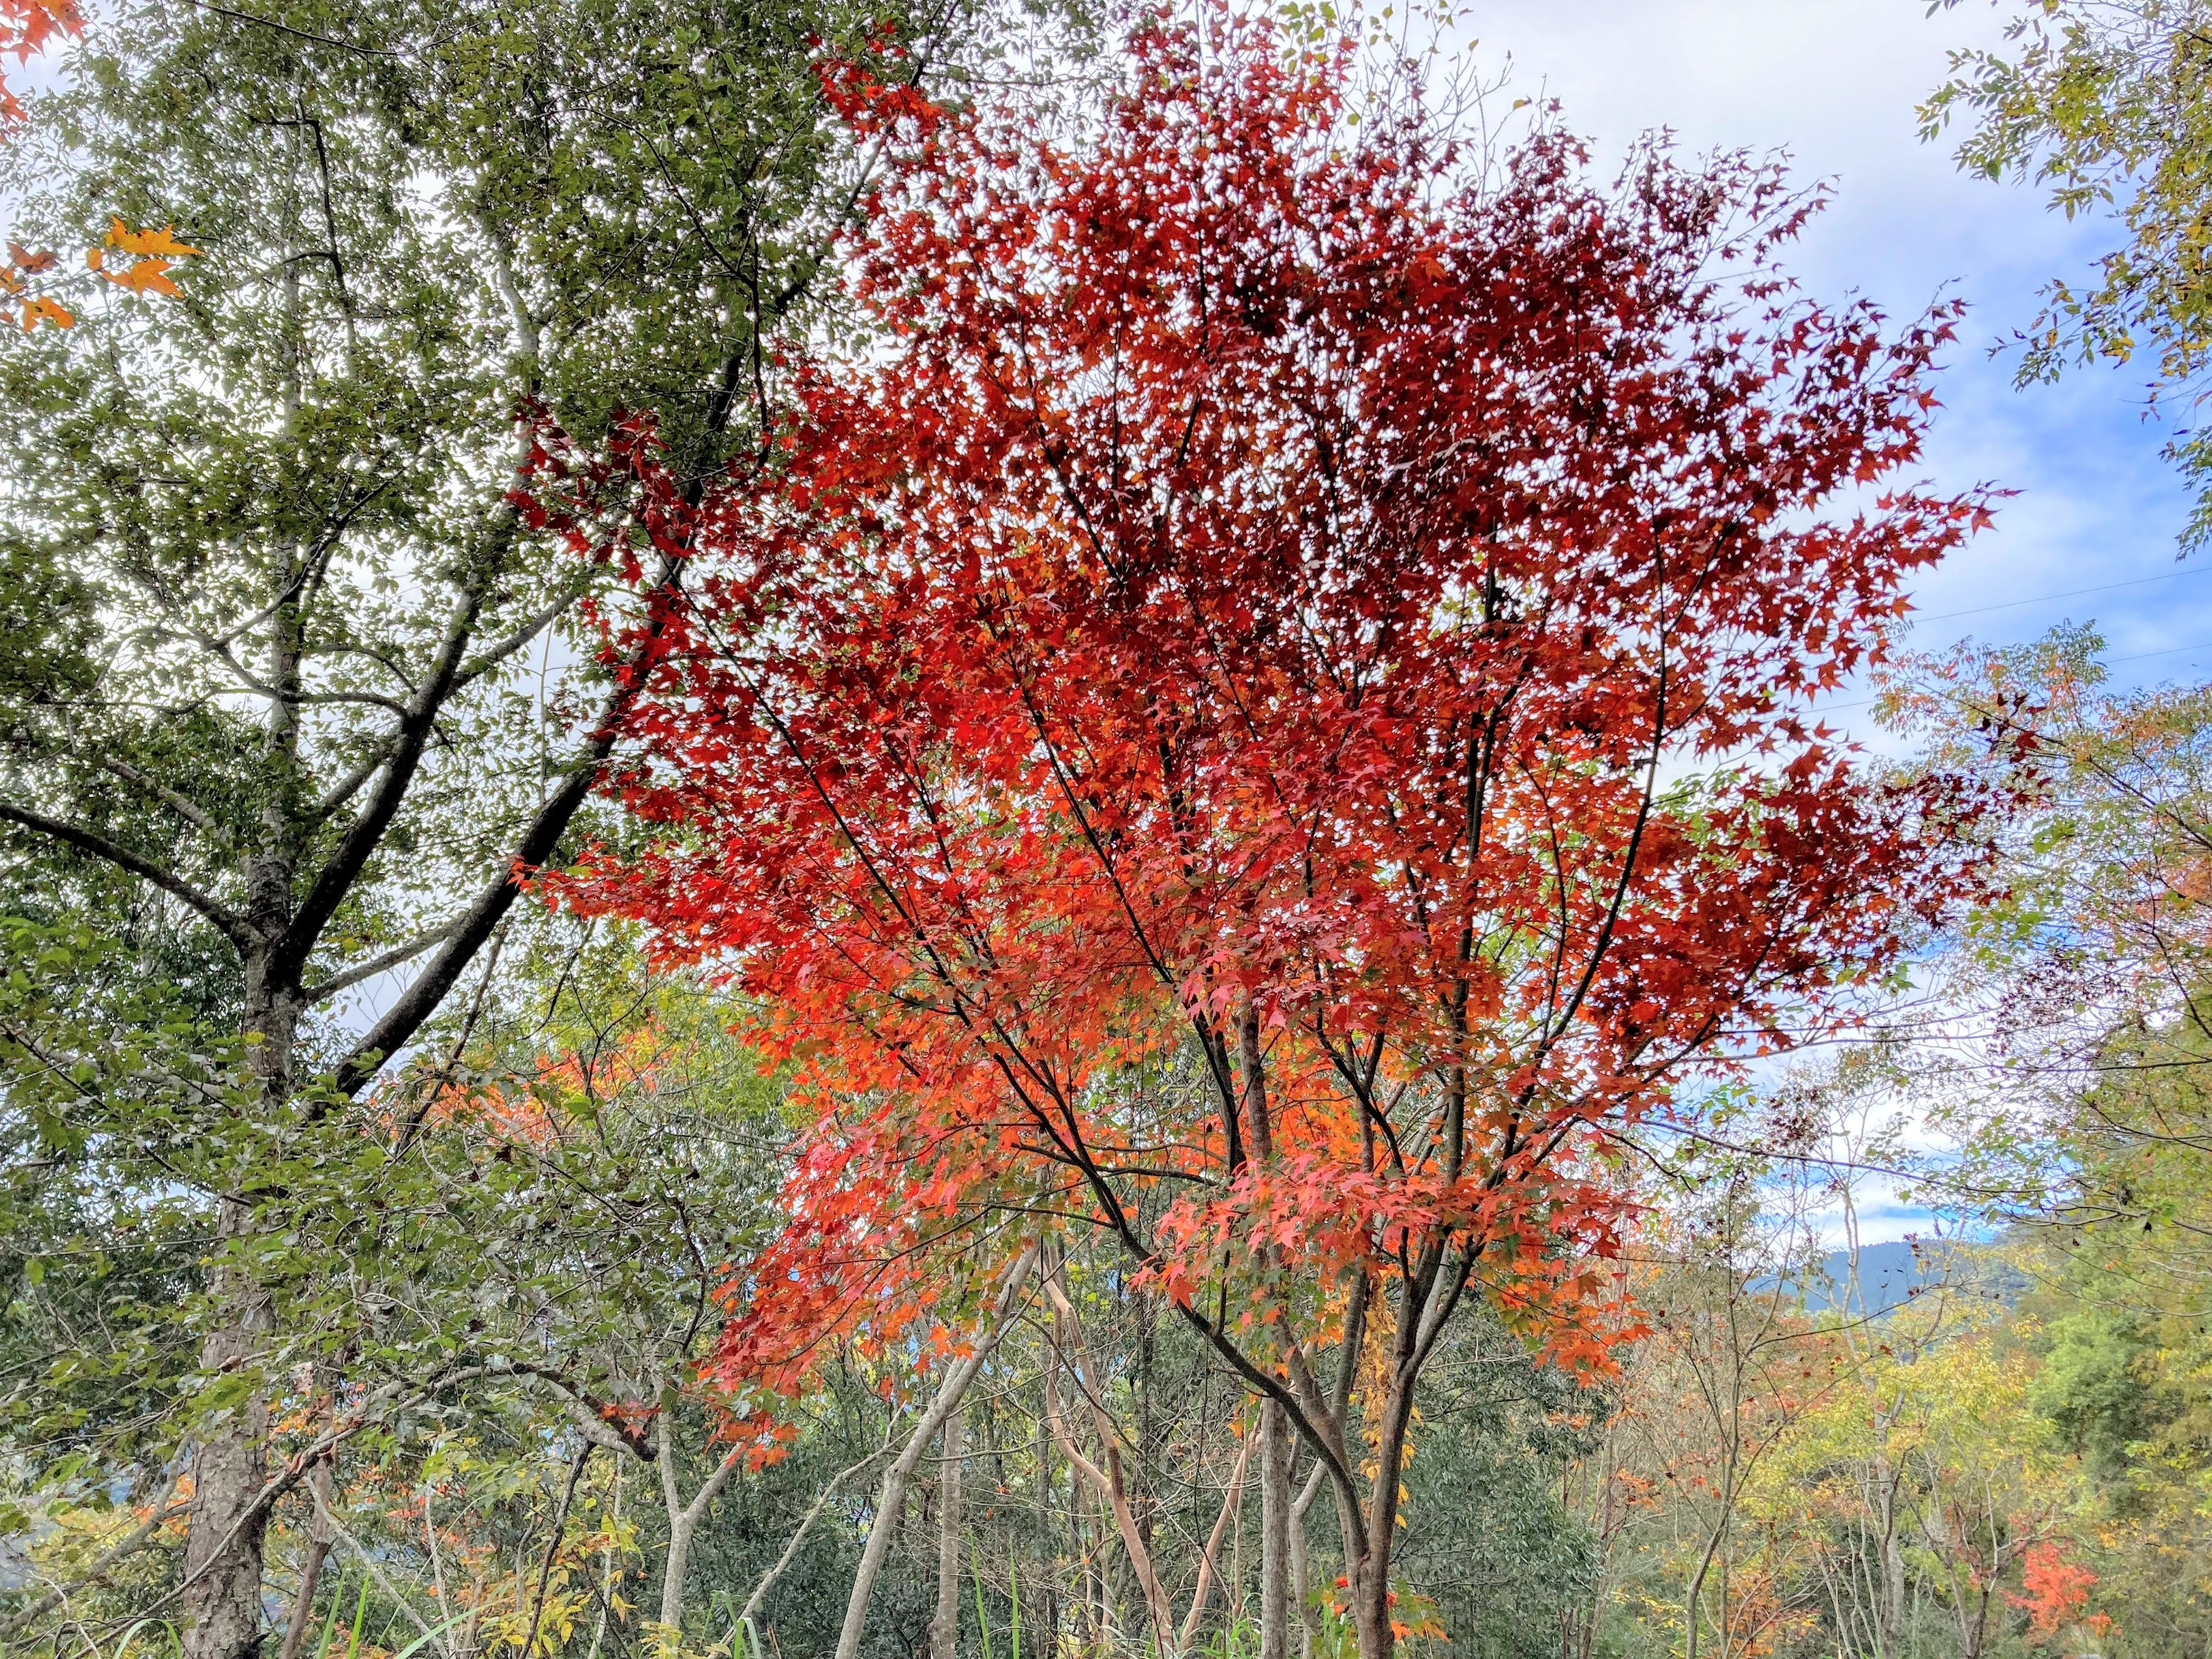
1464,0,2208,720
1451,0,2194,1245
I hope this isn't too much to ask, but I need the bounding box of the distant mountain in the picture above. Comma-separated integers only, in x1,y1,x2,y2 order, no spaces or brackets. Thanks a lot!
1763,1239,2025,1318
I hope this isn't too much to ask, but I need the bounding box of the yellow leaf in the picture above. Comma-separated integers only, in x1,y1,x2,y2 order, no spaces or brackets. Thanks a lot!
105,219,201,259
105,256,182,296
20,296,74,330
85,246,101,271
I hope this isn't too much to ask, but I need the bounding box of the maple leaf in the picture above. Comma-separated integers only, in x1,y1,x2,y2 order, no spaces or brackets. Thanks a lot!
2006,1540,2097,1635
104,255,183,296
105,218,201,259
526,9,2023,1656
0,0,78,131
7,242,55,272
18,294,72,329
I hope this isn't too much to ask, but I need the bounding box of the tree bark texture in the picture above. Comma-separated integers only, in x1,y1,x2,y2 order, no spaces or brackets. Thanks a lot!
1259,1399,1291,1659
181,1197,276,1659
931,1409,964,1659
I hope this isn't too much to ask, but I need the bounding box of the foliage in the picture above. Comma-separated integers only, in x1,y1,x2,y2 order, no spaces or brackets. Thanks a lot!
21,5,2212,1659
0,0,1031,1645
0,0,73,124
1924,0,2212,544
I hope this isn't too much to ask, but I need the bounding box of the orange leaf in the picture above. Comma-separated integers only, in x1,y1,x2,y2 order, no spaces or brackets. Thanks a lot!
105,256,182,296
20,295,73,330
105,219,201,259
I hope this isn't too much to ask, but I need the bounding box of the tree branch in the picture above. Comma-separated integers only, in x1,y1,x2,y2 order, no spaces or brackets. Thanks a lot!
506,1361,657,1461
310,740,399,825
302,919,462,1004
276,571,504,986
97,758,229,844
734,1441,888,1628
314,342,751,1068
0,803,252,953
453,585,587,689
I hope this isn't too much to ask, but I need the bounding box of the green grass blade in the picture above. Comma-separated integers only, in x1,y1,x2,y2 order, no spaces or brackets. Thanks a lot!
111,1615,170,1659
972,1534,993,1659
386,1607,474,1659
310,1576,346,1659
344,1574,369,1659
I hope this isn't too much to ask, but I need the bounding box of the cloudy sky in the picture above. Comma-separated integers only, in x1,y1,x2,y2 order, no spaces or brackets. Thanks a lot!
1469,0,2208,727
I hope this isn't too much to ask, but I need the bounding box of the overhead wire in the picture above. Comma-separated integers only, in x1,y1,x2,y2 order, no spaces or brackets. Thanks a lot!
1910,562,2209,623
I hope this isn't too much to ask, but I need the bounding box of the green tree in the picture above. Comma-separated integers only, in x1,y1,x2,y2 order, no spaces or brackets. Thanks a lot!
1924,0,2212,543
0,0,1011,1648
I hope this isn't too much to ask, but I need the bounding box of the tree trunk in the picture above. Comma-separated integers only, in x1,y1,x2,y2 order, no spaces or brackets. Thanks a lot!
1876,1463,1906,1659
1349,1295,1442,1659
181,1211,276,1659
1259,1400,1290,1659
1240,1010,1293,1659
1291,1465,1324,1659
658,1396,747,1642
658,1485,695,1638
836,1246,1037,1659
184,950,296,1659
932,1410,964,1659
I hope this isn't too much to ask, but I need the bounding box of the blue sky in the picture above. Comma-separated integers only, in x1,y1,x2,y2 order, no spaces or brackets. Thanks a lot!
1472,0,2208,730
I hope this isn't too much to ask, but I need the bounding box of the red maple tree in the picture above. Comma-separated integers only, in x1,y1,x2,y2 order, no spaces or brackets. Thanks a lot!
0,0,73,127
535,13,2013,1656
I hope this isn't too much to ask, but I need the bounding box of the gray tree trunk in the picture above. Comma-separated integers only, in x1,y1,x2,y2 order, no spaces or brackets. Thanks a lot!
658,1397,747,1639
932,1410,965,1659
1259,1400,1291,1659
180,1210,274,1659
835,1246,1037,1659
184,939,296,1659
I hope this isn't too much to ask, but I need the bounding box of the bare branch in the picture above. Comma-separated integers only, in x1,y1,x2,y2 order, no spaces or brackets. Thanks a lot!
302,919,463,1004
453,585,587,689
0,803,252,953
734,1441,890,1629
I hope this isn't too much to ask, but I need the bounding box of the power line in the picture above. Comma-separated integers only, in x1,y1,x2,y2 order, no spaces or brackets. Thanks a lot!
1911,563,2210,624
2112,638,2212,667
